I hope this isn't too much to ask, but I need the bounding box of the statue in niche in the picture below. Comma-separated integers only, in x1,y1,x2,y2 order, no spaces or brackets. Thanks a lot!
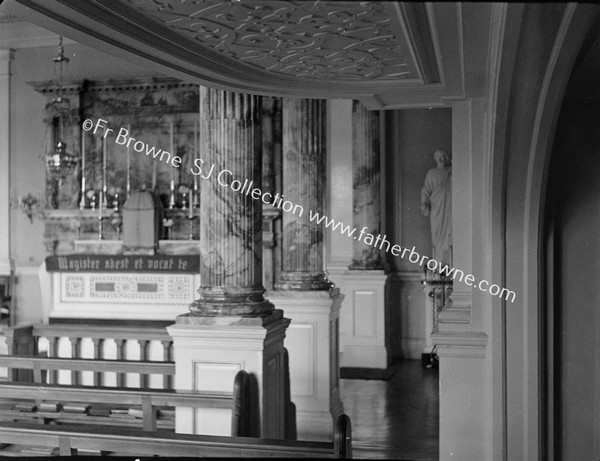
421,148,452,269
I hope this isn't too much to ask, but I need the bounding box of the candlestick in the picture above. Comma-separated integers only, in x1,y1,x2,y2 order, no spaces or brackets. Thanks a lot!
79,128,86,209
193,119,198,206
169,179,176,209
188,215,195,240
97,190,104,240
102,137,107,208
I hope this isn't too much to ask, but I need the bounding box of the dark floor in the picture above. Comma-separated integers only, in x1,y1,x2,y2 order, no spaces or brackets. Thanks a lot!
340,360,439,460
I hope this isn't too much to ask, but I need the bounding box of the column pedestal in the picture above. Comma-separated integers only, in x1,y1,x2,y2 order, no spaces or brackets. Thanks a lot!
267,289,344,441
167,310,290,439
329,268,388,368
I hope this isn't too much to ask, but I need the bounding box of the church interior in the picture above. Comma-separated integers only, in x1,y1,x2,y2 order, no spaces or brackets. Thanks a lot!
0,1,599,459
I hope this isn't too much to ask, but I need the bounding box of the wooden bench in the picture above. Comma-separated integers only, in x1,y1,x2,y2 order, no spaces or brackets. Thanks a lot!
0,355,250,436
0,414,352,458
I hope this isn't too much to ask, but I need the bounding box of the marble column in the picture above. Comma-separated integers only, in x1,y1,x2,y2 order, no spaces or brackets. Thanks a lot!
349,100,383,270
276,98,330,291
171,87,290,440
189,87,272,316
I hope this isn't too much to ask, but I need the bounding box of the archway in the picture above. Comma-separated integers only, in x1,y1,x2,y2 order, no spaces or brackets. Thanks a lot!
491,4,600,459
543,21,600,460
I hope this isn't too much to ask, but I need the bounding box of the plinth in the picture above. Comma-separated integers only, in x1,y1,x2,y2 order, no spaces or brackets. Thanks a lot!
167,310,290,439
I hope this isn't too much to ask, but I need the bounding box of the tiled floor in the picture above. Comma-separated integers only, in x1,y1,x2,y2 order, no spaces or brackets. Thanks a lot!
340,360,439,460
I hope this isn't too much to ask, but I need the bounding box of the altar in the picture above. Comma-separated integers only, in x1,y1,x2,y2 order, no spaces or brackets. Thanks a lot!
40,243,200,322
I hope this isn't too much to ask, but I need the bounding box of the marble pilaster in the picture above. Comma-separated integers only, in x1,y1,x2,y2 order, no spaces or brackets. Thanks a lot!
349,101,383,270
276,98,330,291
190,87,272,316
0,50,14,275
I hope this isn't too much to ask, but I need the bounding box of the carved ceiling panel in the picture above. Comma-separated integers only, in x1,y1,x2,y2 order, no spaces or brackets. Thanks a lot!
7,0,476,107
125,0,419,81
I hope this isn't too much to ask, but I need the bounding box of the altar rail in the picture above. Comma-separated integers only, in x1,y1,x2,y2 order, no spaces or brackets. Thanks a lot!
4,323,173,388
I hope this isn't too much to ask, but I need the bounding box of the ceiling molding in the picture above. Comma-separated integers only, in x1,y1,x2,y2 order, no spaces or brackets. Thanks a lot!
386,2,440,85
3,0,487,108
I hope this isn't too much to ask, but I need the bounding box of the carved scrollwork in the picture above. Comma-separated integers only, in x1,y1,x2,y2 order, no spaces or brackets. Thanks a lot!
126,0,415,81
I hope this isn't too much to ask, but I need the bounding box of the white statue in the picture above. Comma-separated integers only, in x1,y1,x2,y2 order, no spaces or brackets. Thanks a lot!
421,148,452,268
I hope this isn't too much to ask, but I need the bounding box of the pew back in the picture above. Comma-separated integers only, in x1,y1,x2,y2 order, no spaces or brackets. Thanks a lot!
0,413,352,458
0,355,250,436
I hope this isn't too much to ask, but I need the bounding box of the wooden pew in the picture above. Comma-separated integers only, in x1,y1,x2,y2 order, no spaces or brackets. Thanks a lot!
0,414,352,458
0,355,250,436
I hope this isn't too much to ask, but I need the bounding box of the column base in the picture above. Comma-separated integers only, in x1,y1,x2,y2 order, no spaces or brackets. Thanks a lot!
167,310,290,439
267,289,344,441
189,287,274,316
275,272,332,291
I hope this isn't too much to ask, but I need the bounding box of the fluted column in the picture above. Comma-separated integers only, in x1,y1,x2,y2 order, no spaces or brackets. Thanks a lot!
189,87,273,316
262,97,283,291
262,96,282,196
276,98,330,291
350,101,383,269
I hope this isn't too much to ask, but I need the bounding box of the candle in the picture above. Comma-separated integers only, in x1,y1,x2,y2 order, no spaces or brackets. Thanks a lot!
80,128,86,209
193,119,198,203
168,121,176,209
102,136,107,207
126,123,131,197
152,161,157,190
170,121,174,183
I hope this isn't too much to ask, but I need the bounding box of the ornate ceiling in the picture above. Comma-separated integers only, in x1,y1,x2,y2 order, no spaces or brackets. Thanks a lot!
3,0,492,109
127,0,419,82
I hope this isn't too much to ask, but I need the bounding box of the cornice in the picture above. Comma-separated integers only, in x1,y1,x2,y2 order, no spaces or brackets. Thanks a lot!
28,76,196,95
